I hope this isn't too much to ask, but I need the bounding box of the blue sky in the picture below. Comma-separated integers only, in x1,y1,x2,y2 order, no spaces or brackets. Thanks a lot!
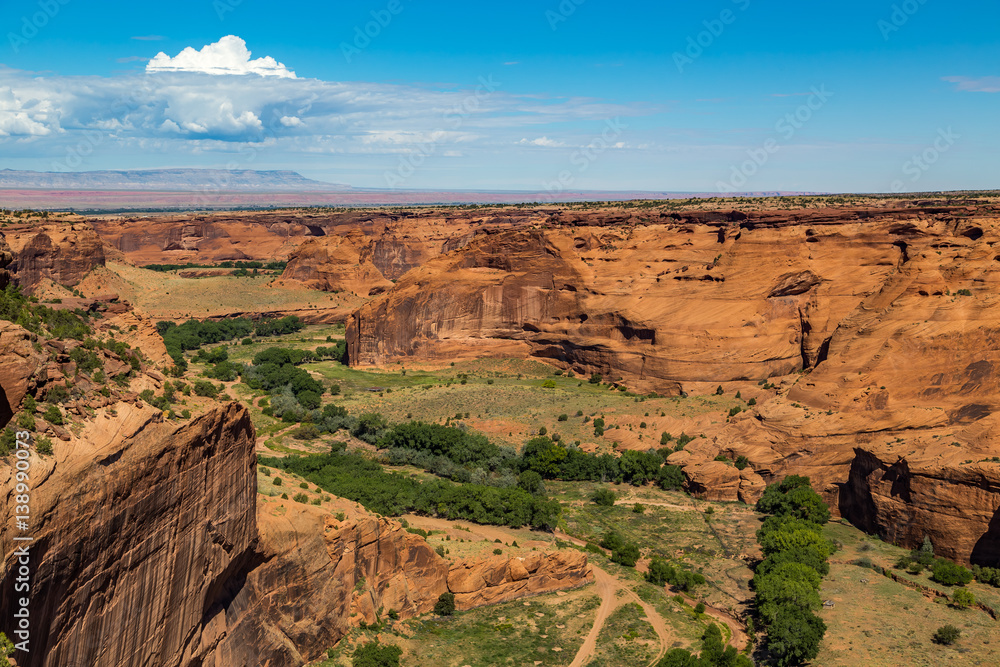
0,0,996,193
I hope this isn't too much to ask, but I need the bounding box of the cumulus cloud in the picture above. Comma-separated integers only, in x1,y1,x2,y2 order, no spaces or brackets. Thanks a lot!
0,87,53,137
943,76,1000,93
147,36,297,78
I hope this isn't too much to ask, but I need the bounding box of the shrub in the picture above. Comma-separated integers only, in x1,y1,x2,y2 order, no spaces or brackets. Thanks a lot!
352,640,402,667
299,482,309,489
542,379,556,389
734,455,750,470
433,592,456,616
293,493,308,504
330,383,341,395
657,465,685,491
558,413,568,421
951,587,975,609
611,543,640,567
193,380,220,398
43,404,64,425
35,436,53,456
591,487,616,506
932,625,961,645
931,559,974,586
16,411,35,430
493,548,503,555
756,475,831,524
273,477,283,487
589,373,603,384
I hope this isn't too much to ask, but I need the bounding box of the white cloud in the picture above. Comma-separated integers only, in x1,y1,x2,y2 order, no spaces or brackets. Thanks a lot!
280,115,304,128
147,36,297,78
943,76,1000,93
518,136,565,147
0,87,53,137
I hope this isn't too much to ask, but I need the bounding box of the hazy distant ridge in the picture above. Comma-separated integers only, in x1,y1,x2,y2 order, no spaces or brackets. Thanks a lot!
0,168,352,192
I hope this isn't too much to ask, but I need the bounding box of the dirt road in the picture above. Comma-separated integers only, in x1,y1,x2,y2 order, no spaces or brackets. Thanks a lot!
568,565,675,667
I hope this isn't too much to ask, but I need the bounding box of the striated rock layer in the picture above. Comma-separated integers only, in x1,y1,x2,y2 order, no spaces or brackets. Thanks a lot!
0,397,591,666
348,205,1000,562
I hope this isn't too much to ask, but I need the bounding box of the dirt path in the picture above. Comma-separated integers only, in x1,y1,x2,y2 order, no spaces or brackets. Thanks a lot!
568,565,674,667
677,592,750,651
568,566,619,667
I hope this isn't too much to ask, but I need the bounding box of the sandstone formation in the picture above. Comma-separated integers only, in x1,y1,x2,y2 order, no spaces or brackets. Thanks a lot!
0,321,46,427
0,232,12,290
0,403,257,667
280,232,394,297
3,223,105,292
0,394,591,666
90,207,548,269
448,551,592,609
347,204,1000,562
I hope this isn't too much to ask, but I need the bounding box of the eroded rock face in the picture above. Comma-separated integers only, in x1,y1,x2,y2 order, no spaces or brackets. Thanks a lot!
347,209,923,390
448,551,592,610
280,232,394,297
840,446,1000,566
0,402,257,667
4,224,105,292
0,396,591,666
348,205,1000,562
0,322,47,428
0,232,13,290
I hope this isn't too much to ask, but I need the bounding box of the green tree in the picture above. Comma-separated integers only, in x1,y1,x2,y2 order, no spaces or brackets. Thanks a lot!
931,559,973,586
433,592,456,616
657,464,685,490
767,606,826,667
43,404,64,425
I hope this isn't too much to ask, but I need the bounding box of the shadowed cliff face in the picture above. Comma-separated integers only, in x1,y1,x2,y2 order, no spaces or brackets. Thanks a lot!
347,205,1000,562
0,403,258,667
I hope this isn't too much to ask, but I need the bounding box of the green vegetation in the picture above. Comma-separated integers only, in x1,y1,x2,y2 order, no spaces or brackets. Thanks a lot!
753,476,831,666
656,623,751,666
157,315,305,370
591,487,616,506
646,558,706,592
0,284,93,340
932,624,961,645
433,592,456,616
260,448,561,530
351,640,401,667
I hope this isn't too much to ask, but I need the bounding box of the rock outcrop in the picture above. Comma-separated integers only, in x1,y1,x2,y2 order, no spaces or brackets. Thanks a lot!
3,223,105,292
280,232,394,297
0,403,257,667
0,232,12,290
347,204,1000,562
840,445,1000,566
0,321,46,427
448,551,592,609
0,396,592,666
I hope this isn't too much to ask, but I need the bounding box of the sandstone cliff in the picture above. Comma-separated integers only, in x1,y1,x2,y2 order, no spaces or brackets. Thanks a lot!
280,232,394,297
347,205,1000,562
3,223,105,292
0,395,591,666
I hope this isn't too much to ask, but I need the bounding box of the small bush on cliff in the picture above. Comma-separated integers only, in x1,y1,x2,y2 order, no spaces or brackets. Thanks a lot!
0,632,14,658
43,404,63,425
433,592,456,616
352,640,402,667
